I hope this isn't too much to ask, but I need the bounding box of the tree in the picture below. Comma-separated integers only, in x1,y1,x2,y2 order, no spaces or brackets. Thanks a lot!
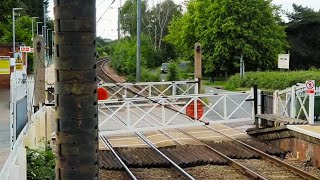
286,4,320,69
120,0,147,36
145,0,182,49
0,16,32,45
165,0,288,75
110,35,162,78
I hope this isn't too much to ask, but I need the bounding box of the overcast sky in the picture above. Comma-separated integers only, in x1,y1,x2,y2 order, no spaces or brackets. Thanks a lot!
48,0,320,40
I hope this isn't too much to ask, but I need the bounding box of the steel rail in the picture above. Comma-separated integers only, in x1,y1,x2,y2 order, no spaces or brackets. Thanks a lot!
101,109,195,180
204,126,320,180
135,132,195,180
99,133,138,180
97,58,318,179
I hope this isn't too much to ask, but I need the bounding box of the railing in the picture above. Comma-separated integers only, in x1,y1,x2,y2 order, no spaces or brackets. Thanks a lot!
10,73,34,148
0,106,52,180
98,92,253,135
100,80,198,100
0,121,28,180
273,84,318,124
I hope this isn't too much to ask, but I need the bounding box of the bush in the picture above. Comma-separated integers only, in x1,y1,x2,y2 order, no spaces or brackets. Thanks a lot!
225,70,320,90
141,68,160,82
27,147,55,180
167,62,180,81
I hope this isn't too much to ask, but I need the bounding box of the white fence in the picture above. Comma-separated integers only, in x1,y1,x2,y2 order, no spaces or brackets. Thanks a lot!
98,92,253,135
273,84,318,124
10,73,34,148
99,80,198,100
0,106,53,180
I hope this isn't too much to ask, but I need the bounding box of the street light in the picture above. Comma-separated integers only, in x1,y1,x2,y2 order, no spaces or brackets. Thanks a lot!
37,22,43,35
31,17,39,42
46,29,52,62
12,8,23,54
42,26,47,36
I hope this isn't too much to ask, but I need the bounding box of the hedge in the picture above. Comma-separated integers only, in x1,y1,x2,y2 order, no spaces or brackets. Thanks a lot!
225,70,320,90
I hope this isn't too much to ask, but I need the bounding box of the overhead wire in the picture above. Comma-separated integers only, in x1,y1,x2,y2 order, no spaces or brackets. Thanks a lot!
97,0,117,24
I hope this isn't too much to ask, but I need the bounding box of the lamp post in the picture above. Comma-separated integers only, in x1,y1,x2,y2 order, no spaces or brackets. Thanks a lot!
42,26,47,37
46,29,52,63
37,22,43,35
31,17,39,42
51,31,54,61
12,8,23,54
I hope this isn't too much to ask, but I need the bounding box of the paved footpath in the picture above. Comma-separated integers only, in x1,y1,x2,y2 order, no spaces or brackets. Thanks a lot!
0,84,10,170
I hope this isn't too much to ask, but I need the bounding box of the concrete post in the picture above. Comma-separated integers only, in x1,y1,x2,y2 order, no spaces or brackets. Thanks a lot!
309,93,315,124
33,36,45,112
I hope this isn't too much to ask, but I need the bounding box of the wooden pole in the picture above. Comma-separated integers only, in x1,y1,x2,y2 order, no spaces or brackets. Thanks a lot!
194,42,202,92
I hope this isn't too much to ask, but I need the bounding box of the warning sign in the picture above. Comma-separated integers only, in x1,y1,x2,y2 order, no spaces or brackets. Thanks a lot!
0,56,10,74
14,53,23,71
306,80,315,94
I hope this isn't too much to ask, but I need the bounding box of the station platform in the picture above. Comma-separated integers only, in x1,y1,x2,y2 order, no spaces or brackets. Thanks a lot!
287,124,320,139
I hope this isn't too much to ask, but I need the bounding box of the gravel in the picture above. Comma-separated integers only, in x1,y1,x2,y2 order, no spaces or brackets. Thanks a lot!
276,153,320,177
100,165,251,180
186,165,250,180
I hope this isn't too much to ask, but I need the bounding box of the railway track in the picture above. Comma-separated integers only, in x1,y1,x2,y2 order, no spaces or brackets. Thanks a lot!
97,58,320,180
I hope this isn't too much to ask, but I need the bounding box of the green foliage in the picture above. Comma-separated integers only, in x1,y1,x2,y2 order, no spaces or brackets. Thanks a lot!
165,0,288,75
167,62,180,81
96,36,111,58
141,68,160,82
225,70,320,90
120,0,147,36
285,4,320,70
110,35,162,80
27,147,55,180
0,15,33,45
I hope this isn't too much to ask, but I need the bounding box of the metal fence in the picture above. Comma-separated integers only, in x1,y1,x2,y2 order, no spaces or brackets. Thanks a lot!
273,84,318,124
98,92,253,135
99,80,198,100
9,73,34,148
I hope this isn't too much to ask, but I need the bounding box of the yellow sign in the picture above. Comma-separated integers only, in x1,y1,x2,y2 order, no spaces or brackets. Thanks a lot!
0,56,10,74
15,55,22,63
16,63,23,71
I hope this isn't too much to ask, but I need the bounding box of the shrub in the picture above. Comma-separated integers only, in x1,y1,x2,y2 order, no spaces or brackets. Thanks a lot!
27,147,55,180
141,68,160,82
225,70,320,90
167,62,180,81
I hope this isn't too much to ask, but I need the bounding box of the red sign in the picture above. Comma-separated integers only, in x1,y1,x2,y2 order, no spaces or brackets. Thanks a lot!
20,46,31,53
306,80,315,94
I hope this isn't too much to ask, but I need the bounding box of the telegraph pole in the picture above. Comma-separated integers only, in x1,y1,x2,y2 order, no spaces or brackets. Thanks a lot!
54,0,98,179
136,0,142,82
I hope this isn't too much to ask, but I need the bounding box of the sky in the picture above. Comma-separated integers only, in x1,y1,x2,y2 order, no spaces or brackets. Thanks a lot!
48,0,320,40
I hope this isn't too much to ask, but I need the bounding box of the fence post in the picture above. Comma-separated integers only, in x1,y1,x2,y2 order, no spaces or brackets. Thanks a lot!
194,78,199,94
273,90,279,114
309,92,315,124
126,101,131,128
148,85,152,97
290,85,296,118
224,95,227,120
172,83,177,96
161,99,166,125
